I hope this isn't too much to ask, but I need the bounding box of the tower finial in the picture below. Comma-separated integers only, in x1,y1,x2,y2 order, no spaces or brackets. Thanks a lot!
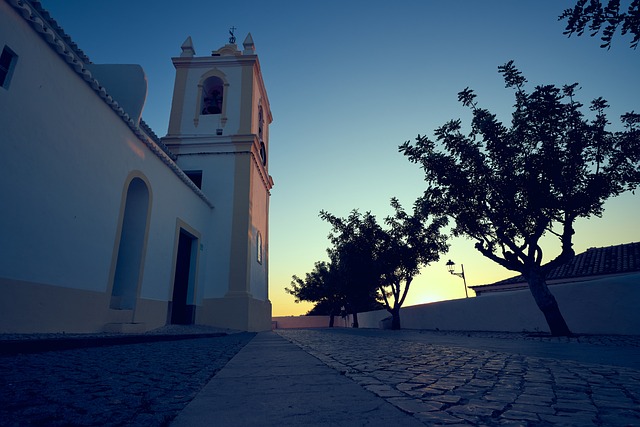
180,36,195,57
229,26,237,44
243,33,255,54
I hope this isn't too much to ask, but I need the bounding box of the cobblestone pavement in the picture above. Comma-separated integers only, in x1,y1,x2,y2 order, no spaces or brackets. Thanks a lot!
0,332,255,426
277,329,640,426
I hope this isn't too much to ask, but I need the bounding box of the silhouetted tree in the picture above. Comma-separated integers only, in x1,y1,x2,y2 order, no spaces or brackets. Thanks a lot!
320,210,385,328
559,0,640,49
321,199,448,330
377,199,448,329
306,300,339,316
286,261,344,327
400,61,640,336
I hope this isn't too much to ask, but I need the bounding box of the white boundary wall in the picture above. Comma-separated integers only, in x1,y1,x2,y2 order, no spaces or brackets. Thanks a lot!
358,273,640,335
272,315,352,329
274,274,640,335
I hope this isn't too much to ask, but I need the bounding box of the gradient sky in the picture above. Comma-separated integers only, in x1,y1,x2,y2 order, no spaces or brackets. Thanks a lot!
41,1,640,316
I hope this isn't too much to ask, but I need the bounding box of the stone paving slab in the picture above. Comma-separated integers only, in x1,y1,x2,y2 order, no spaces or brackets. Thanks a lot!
3,327,640,426
0,333,255,426
171,332,425,427
329,328,640,369
0,332,228,355
277,329,640,426
0,324,240,355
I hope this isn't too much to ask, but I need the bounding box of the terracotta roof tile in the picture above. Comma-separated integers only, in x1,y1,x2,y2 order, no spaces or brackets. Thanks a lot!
481,242,640,287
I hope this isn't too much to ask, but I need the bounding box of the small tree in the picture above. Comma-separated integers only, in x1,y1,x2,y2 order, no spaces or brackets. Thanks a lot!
286,261,343,327
376,199,448,329
321,199,448,330
320,210,385,328
559,0,640,49
400,61,640,336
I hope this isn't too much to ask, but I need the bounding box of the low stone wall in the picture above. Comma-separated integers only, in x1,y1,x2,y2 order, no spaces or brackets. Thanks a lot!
357,273,640,335
272,274,640,334
272,315,352,329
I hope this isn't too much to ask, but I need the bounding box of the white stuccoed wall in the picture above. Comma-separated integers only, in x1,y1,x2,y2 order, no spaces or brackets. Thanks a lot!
273,274,639,335
357,273,640,335
0,2,211,308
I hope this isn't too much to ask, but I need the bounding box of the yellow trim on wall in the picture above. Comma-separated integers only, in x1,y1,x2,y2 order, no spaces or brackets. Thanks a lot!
167,65,190,135
106,171,153,315
239,64,254,134
168,218,202,304
227,152,252,297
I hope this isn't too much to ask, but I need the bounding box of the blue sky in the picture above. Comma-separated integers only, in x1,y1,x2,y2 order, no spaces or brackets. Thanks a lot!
42,1,640,315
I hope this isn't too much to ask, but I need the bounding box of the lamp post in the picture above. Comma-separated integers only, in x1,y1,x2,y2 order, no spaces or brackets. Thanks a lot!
446,259,469,298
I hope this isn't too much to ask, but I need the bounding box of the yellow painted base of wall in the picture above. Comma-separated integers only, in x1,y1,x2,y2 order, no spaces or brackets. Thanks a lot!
199,295,272,332
134,298,171,331
0,277,111,333
0,277,273,334
0,277,170,334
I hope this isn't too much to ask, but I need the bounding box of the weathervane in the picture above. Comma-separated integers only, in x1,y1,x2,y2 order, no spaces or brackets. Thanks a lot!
228,26,236,44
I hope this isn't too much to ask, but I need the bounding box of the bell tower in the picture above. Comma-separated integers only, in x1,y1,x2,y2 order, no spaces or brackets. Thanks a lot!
163,30,274,331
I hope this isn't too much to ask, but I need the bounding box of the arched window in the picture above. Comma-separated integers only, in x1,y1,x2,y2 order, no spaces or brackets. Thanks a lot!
201,76,224,115
258,105,266,166
258,105,264,142
257,231,263,264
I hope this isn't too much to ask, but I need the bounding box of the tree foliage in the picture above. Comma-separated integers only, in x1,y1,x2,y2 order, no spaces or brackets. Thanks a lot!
559,0,640,49
320,199,448,329
287,261,341,312
286,257,382,327
400,61,640,336
318,209,385,328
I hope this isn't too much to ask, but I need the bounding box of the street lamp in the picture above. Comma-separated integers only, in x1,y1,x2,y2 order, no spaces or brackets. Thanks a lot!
446,260,469,298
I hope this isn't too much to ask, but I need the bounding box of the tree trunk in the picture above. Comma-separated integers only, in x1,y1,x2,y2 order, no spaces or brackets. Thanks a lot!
526,270,572,336
390,308,401,330
352,312,359,328
329,314,335,327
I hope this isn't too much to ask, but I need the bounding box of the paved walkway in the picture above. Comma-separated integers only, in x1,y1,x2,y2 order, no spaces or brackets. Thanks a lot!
2,328,640,426
172,329,640,426
271,329,640,426
0,331,255,426
172,332,423,426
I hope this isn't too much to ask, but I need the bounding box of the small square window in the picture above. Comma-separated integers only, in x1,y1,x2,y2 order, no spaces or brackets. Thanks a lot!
0,46,18,89
184,170,203,189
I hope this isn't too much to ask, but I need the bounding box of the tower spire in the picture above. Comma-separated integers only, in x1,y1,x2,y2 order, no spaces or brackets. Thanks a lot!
180,36,195,58
243,33,255,54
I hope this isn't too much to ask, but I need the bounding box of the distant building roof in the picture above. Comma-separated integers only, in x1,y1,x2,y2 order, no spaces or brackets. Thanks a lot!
470,242,640,296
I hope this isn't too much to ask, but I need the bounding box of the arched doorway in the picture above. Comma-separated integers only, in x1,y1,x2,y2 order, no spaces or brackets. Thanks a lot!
110,177,149,310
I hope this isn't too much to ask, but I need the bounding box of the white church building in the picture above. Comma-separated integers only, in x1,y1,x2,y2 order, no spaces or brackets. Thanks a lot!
0,0,274,333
